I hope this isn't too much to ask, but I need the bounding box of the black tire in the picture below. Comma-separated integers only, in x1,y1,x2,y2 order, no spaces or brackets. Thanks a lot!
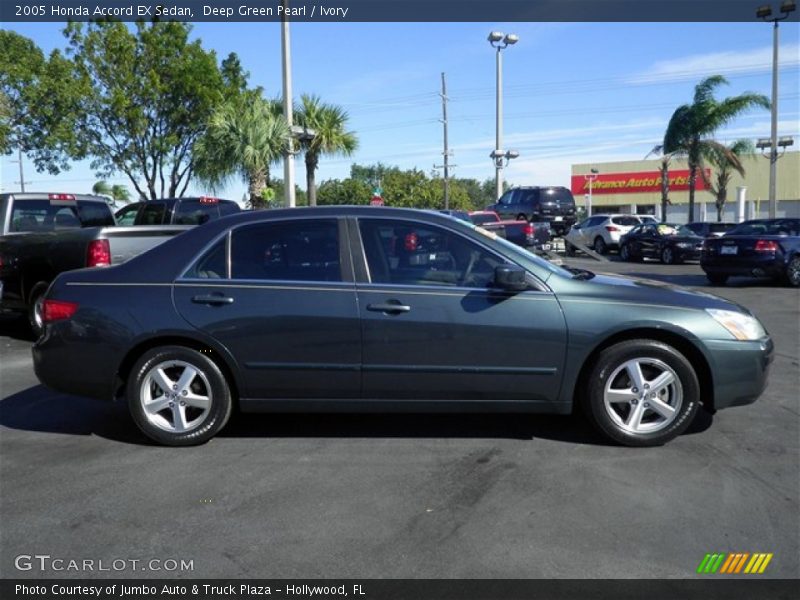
619,243,631,262
581,339,700,447
661,246,678,265
785,256,800,287
706,272,728,286
127,345,233,446
565,242,576,257
593,236,607,255
27,282,50,338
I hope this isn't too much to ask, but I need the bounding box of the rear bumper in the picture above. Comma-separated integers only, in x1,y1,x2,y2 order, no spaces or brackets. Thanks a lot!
706,337,774,410
701,255,785,278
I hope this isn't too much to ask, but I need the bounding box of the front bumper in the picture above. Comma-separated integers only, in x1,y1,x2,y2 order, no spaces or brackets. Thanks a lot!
706,337,774,410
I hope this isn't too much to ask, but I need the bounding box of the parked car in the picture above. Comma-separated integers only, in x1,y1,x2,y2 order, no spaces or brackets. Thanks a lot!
564,214,642,255
114,196,240,226
0,193,189,335
619,222,704,264
485,186,577,236
686,221,738,238
635,214,659,224
468,211,552,252
701,218,800,286
33,207,772,448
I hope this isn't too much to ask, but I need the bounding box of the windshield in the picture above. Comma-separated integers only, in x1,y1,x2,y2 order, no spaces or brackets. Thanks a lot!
657,223,696,237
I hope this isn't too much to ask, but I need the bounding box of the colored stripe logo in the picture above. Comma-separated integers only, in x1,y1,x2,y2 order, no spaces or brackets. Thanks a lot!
696,553,773,574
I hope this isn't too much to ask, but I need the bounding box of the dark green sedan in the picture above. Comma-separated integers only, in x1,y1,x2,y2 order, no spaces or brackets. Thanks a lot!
32,207,773,447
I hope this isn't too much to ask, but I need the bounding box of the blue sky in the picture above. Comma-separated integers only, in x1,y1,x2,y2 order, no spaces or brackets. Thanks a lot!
2,21,799,202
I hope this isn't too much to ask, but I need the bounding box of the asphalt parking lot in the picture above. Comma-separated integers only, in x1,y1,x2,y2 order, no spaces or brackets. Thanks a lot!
1,257,798,579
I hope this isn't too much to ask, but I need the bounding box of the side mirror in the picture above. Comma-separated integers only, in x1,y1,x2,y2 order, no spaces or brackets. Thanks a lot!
494,265,528,292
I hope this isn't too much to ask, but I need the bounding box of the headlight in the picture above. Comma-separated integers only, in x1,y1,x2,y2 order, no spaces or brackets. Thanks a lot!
706,309,766,340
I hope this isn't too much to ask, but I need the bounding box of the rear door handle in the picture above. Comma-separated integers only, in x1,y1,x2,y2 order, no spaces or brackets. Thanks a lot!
192,294,234,306
367,301,411,314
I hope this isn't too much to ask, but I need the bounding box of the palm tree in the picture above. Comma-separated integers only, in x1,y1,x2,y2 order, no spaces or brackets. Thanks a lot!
92,180,112,197
645,145,676,222
110,184,131,202
194,96,289,209
663,75,768,222
296,94,358,206
705,139,753,222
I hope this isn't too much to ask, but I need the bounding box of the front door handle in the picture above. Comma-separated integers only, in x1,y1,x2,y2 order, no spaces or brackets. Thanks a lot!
192,294,234,306
367,301,411,314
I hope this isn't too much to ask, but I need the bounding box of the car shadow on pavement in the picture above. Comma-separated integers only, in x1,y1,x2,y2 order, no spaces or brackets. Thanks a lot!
1,384,713,447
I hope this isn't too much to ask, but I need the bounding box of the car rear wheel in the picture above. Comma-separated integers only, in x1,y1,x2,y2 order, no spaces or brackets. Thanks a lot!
582,340,700,447
786,256,800,287
620,243,639,262
706,272,728,286
565,242,576,257
127,346,232,446
593,236,607,255
27,282,50,339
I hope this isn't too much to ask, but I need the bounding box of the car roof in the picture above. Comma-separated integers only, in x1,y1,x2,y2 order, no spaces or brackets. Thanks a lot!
0,193,108,203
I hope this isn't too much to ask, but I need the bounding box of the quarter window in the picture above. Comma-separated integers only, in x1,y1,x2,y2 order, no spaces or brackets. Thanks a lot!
231,219,341,282
359,219,504,288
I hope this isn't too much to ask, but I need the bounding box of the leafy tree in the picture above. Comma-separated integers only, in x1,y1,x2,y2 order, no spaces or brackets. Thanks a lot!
663,75,768,222
296,94,358,206
92,180,112,196
269,179,307,207
0,31,81,174
350,162,399,188
61,21,245,200
194,96,289,209
705,139,753,222
317,178,372,205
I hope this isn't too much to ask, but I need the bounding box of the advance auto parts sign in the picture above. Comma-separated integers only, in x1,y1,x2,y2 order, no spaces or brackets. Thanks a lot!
571,169,710,195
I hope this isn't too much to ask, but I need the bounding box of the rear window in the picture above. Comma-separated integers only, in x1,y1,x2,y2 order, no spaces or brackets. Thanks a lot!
729,219,800,236
9,199,113,232
541,187,575,205
708,222,736,233
612,216,640,226
174,199,240,225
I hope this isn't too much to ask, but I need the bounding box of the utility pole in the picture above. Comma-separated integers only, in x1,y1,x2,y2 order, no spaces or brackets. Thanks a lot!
281,0,296,208
438,72,452,210
12,147,30,192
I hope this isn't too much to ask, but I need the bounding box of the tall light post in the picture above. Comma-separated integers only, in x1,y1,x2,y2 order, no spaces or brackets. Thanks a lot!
757,0,796,218
584,168,599,218
488,31,519,201
281,0,296,207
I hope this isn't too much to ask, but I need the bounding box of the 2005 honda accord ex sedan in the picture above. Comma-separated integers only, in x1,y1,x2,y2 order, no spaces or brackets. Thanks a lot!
32,207,773,447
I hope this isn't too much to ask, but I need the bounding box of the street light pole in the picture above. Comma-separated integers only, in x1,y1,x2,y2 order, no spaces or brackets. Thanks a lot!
757,0,796,219
281,0,296,208
488,32,518,201
584,169,598,218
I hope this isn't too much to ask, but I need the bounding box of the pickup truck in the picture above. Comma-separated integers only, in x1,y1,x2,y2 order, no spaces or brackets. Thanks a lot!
468,210,552,252
0,193,189,335
114,196,240,226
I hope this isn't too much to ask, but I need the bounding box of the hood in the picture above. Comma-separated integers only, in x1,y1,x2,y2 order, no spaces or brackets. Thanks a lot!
554,270,749,314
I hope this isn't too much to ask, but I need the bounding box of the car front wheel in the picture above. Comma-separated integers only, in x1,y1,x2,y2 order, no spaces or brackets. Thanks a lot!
582,340,700,447
593,236,607,255
661,246,678,265
127,346,233,446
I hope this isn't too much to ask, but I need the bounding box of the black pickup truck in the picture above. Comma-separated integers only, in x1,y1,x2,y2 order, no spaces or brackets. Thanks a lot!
114,196,241,226
0,193,189,335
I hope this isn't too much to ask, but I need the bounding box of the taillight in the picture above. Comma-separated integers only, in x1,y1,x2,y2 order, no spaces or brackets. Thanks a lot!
755,240,779,253
42,299,78,322
48,193,76,201
605,226,620,232
199,196,219,204
87,239,111,266
523,223,535,236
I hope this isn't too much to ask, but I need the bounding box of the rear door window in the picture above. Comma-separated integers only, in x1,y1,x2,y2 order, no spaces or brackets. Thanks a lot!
174,199,219,225
230,219,341,282
138,202,167,225
612,216,640,227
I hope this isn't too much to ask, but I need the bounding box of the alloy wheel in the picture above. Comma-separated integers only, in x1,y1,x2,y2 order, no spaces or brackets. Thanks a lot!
603,357,683,434
140,360,213,434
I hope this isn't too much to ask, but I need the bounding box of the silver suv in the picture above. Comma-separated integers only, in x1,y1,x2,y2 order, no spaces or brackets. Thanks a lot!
565,214,645,255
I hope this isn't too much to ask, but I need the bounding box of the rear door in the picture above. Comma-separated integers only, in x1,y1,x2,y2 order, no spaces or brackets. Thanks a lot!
353,217,567,403
173,217,361,400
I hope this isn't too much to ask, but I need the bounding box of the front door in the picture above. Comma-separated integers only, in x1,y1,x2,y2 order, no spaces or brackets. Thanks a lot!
354,217,567,403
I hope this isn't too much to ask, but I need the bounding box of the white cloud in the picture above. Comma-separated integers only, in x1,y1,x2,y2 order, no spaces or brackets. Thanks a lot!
628,44,800,84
